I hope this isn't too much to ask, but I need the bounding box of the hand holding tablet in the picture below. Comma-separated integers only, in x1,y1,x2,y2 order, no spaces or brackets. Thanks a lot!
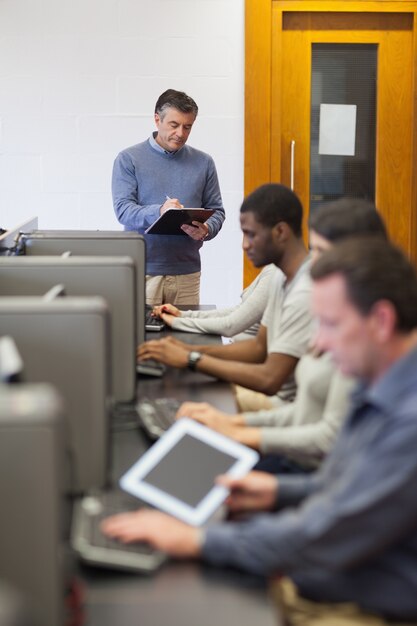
145,209,215,236
119,418,259,526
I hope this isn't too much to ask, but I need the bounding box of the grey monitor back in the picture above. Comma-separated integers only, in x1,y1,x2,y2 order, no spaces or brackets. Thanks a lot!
0,384,68,626
0,218,38,257
0,256,137,403
0,297,111,493
21,230,146,344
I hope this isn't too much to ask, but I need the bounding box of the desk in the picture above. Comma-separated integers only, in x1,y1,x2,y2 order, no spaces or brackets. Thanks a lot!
80,328,279,626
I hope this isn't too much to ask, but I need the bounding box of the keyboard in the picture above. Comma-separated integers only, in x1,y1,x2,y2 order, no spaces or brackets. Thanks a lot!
71,490,167,573
136,359,166,377
145,308,165,332
136,397,181,439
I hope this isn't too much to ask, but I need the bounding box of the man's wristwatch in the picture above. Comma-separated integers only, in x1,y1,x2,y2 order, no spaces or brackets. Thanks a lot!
187,351,203,371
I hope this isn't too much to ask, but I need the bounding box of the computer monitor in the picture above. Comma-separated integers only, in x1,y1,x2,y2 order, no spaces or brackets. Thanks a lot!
0,337,24,383
0,218,38,256
0,384,69,626
21,230,146,344
0,256,137,403
0,296,111,493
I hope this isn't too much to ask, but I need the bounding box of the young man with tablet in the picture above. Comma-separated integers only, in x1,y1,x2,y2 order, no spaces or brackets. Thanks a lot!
103,239,417,624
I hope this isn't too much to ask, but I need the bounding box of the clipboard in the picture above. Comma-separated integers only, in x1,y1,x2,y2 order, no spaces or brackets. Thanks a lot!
145,208,215,236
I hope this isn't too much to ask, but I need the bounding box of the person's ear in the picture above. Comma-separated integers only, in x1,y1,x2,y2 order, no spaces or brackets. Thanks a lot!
272,221,289,242
369,300,397,343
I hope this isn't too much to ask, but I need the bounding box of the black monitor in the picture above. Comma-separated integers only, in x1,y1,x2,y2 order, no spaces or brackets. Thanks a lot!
21,230,146,344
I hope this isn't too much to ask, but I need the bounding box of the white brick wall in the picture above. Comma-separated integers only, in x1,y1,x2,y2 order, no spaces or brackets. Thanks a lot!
0,0,245,306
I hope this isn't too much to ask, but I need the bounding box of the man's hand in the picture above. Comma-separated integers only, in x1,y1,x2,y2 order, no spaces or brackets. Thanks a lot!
160,197,183,215
181,220,209,241
137,336,191,368
101,509,202,558
217,471,279,513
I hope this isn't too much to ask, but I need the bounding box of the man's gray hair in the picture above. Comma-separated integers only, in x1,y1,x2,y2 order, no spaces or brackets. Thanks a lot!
155,89,198,120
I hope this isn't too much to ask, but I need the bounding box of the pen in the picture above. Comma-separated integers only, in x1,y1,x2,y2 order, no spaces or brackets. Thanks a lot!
165,195,172,201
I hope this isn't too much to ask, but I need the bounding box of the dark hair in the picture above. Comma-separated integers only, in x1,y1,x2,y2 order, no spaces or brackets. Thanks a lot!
309,198,387,242
309,198,387,243
311,238,417,332
240,183,303,237
155,89,198,119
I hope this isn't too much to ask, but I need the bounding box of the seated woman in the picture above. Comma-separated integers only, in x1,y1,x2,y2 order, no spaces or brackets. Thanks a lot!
151,263,275,342
176,198,388,473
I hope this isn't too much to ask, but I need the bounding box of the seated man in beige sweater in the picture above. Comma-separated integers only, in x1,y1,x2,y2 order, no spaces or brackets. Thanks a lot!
138,183,314,412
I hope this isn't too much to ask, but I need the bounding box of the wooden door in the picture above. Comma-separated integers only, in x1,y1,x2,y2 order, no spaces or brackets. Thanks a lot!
273,10,414,246
244,1,417,286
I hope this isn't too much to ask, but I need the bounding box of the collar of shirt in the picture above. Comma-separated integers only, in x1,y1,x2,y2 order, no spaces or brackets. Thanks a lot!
149,132,184,157
351,344,417,415
283,254,312,295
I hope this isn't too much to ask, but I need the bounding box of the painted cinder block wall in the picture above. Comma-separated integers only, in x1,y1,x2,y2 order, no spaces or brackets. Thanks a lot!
0,0,245,305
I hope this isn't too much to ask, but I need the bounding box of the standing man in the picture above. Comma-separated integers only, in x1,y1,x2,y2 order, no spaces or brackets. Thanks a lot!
112,89,225,305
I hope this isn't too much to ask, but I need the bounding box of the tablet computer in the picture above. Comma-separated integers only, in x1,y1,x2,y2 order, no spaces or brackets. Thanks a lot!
145,208,215,236
119,418,259,526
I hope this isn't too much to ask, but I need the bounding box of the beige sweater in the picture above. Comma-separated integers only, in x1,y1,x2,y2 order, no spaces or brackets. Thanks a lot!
244,352,355,468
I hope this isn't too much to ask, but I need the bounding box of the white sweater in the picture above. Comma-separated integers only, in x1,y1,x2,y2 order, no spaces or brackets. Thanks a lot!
170,264,276,341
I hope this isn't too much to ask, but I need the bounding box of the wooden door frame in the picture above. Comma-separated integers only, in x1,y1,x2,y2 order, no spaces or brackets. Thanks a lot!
245,0,417,284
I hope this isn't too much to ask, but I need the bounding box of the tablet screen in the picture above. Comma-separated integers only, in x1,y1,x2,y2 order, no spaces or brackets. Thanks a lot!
119,418,259,526
141,434,238,508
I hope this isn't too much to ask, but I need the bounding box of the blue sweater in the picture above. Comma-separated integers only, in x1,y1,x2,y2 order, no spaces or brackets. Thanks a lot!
112,135,225,275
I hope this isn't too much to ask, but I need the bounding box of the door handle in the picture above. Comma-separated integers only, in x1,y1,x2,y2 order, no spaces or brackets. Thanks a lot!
290,140,295,191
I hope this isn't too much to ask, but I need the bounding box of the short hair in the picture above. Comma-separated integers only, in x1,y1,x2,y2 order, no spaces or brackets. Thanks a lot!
309,198,387,243
155,89,198,119
311,238,417,332
240,183,303,237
